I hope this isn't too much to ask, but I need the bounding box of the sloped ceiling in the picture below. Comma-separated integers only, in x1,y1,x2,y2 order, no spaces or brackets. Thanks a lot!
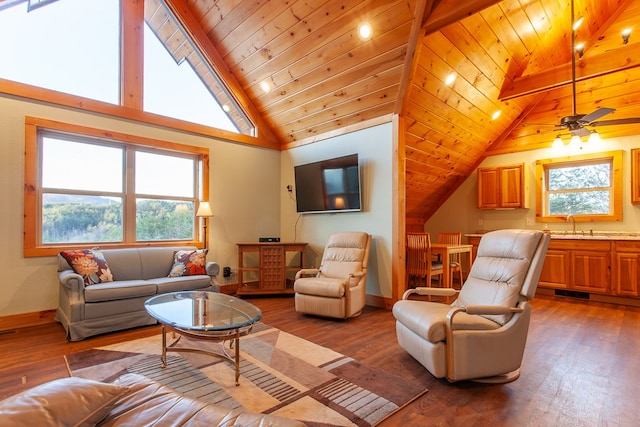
168,0,640,223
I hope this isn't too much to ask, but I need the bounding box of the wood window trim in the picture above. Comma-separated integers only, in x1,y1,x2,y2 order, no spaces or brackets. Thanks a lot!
23,116,210,257
535,150,623,223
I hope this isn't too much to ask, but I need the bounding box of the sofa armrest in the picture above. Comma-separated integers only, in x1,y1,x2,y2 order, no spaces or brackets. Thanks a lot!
58,270,85,299
205,261,220,278
295,268,319,280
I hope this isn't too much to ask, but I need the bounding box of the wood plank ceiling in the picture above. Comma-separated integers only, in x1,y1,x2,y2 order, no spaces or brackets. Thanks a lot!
164,0,640,223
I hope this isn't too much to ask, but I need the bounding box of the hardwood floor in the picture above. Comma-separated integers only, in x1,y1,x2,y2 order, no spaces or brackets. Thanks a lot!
1,294,639,426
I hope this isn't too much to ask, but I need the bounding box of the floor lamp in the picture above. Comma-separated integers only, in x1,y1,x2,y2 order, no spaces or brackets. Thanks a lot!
196,201,213,251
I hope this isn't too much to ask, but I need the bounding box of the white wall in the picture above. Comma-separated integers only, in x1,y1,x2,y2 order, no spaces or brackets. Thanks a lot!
0,95,281,317
280,123,394,298
425,136,640,237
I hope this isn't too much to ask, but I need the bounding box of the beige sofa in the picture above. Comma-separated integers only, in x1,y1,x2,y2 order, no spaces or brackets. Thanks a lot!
0,373,306,426
56,246,219,341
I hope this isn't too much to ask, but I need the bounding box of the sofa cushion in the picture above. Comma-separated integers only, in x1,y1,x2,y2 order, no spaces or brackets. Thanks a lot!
60,248,114,286
151,275,213,293
84,280,157,303
392,299,500,343
0,376,129,427
168,249,208,277
294,277,347,298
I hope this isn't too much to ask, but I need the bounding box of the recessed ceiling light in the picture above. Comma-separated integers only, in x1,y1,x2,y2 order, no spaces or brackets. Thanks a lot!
491,110,502,120
444,72,456,86
260,80,271,93
573,16,584,31
358,23,372,40
221,104,231,112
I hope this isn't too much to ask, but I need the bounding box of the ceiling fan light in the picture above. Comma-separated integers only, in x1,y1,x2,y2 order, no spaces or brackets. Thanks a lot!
622,28,632,45
569,135,582,147
588,131,602,143
552,136,564,148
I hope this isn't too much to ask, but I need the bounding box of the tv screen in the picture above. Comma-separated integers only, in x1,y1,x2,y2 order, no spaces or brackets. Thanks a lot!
294,154,361,214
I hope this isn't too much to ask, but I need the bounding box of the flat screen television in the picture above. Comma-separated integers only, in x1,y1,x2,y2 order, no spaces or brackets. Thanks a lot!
294,154,362,214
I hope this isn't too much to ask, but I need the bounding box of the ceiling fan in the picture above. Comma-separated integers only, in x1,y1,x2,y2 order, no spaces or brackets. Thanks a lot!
524,0,640,138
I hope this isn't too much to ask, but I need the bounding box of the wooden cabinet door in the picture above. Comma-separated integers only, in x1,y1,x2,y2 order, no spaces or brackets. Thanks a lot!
613,252,640,297
539,249,570,289
499,165,523,208
260,245,285,291
477,168,499,209
571,251,610,293
631,149,640,204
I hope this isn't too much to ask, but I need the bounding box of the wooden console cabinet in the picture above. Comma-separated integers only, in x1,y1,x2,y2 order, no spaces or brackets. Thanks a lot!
236,242,307,295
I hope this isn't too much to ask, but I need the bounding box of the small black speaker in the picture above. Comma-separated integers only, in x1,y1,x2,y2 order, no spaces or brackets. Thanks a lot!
259,237,280,242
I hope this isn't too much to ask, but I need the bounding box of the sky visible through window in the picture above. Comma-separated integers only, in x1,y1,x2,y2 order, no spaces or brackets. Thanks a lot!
0,0,237,132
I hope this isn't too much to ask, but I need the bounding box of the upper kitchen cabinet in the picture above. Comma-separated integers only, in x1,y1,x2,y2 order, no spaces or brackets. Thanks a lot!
477,164,529,210
632,149,640,204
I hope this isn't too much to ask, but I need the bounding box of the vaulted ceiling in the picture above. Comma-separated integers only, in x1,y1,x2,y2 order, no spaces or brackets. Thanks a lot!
164,0,640,223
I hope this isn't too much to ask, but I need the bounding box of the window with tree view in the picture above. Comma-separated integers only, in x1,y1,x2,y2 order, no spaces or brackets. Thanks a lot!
536,150,622,222
25,118,209,255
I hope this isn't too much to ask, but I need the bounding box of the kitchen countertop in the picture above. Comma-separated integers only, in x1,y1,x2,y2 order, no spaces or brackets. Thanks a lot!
465,231,640,241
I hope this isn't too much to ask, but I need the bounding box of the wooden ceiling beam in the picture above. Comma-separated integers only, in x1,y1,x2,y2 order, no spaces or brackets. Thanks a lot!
422,0,502,35
499,44,640,101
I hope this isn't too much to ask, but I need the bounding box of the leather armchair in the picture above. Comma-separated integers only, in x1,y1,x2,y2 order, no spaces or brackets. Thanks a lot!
393,229,550,383
294,231,371,319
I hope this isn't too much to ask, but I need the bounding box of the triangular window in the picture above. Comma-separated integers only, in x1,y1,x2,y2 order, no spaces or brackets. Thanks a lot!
0,0,254,136
143,0,253,135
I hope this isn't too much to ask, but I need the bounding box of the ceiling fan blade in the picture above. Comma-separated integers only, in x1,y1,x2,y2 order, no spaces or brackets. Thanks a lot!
590,118,640,127
581,108,616,123
572,127,591,137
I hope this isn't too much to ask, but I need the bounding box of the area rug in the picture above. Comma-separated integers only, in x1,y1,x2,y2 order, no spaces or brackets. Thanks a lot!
65,323,427,427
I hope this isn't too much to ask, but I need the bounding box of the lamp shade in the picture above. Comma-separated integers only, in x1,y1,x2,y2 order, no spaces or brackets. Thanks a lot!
196,201,213,217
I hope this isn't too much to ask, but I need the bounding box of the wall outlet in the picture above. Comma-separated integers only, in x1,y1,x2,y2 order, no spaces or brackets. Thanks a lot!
477,218,484,226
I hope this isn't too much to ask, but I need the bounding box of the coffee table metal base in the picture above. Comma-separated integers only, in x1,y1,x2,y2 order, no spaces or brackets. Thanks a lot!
160,324,252,386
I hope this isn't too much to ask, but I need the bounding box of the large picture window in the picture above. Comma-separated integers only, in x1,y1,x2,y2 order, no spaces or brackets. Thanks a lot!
24,117,209,256
535,150,622,223
0,0,255,137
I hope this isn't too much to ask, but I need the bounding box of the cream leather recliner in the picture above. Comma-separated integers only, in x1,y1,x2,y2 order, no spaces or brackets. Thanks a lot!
393,229,550,383
294,231,371,319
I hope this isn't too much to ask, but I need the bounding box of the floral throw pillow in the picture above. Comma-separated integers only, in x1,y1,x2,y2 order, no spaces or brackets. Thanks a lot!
168,249,208,277
60,248,114,286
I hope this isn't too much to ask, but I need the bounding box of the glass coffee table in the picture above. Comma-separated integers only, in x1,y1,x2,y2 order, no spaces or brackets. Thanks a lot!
145,291,262,385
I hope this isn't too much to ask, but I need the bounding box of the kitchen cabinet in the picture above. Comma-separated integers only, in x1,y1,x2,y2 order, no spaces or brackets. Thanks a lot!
236,242,307,295
477,163,529,209
467,235,611,295
613,241,640,297
536,240,610,294
631,148,640,204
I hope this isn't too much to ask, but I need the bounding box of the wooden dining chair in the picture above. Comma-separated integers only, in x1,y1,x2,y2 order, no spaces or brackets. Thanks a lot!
438,232,463,288
406,232,443,288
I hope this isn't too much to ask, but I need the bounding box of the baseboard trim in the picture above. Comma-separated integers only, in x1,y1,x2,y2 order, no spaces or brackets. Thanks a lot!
0,309,57,333
536,288,640,307
366,294,393,310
